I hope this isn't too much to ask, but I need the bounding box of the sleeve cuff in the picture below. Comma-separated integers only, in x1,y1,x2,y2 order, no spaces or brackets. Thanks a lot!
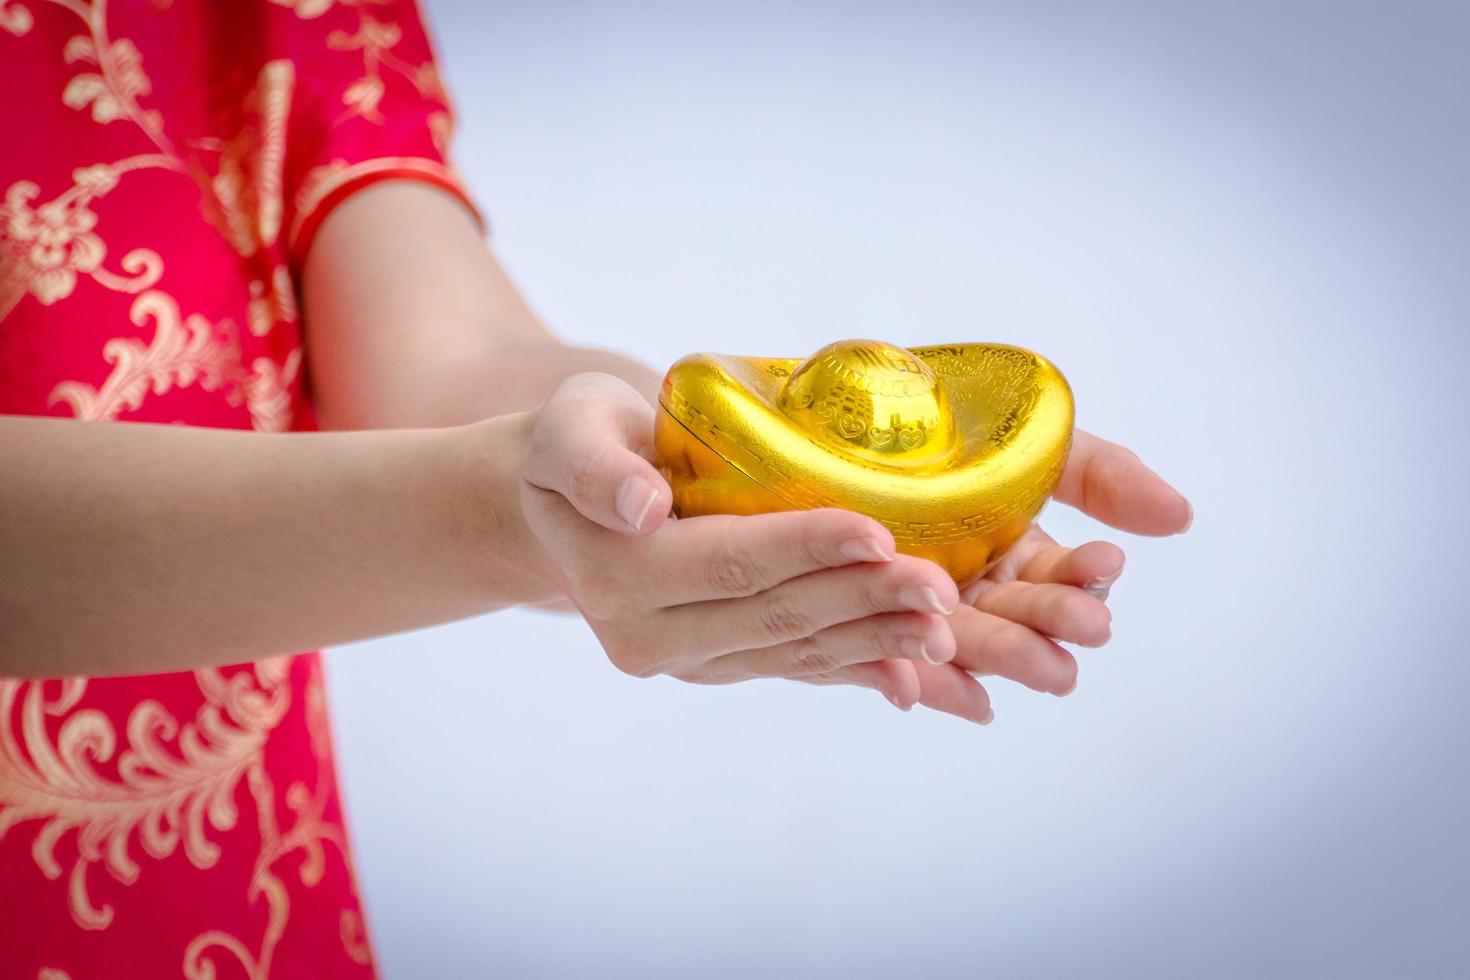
287,157,485,271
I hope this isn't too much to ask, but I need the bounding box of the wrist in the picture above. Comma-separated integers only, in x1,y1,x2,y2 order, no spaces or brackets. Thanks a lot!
451,410,563,607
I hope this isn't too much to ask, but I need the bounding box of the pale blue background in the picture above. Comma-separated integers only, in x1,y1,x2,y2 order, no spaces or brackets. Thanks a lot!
326,2,1470,977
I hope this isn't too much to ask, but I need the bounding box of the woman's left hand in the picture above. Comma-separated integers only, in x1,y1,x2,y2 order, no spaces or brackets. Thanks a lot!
806,429,1191,725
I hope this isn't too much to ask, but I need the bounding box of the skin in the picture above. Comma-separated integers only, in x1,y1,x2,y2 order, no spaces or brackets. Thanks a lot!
0,182,1191,724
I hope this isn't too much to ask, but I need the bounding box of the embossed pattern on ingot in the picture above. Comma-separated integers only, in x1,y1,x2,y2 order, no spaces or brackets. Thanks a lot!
654,339,1075,583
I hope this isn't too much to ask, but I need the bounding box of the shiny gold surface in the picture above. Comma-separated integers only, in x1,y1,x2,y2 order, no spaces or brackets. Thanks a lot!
654,339,1075,583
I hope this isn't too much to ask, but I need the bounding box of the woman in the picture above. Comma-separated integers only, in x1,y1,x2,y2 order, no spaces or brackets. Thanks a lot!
0,0,1191,975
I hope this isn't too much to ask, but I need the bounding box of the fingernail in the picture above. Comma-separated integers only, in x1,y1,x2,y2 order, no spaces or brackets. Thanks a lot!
839,537,893,563
978,707,995,726
898,584,954,615
615,476,660,532
1179,498,1194,534
899,635,946,665
1084,571,1121,600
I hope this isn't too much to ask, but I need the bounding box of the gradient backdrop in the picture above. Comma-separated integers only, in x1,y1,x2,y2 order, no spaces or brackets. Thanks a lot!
325,2,1470,976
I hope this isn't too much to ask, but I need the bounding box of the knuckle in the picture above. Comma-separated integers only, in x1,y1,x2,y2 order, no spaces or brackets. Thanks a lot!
604,640,658,679
520,430,557,485
1099,444,1140,473
707,544,763,597
993,580,1028,601
876,620,915,659
798,527,831,569
786,636,841,676
979,580,1025,609
756,593,815,642
597,624,662,678
568,572,632,621
564,449,607,503
859,574,895,615
982,622,1032,662
1000,621,1036,651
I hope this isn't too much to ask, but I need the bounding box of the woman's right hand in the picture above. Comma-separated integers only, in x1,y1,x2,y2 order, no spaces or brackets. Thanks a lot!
516,372,995,717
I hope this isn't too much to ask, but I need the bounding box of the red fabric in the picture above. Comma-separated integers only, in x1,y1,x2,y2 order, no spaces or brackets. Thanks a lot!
0,1,476,976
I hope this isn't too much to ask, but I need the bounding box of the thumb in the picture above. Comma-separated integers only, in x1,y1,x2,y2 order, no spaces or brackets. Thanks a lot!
523,373,673,535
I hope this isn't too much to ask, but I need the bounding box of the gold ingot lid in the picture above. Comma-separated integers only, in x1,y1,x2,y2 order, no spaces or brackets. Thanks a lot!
654,339,1075,583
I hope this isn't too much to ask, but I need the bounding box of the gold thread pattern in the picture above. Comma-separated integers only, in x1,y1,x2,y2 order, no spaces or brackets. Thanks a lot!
47,290,243,421
0,665,289,932
0,159,171,317
207,61,295,258
2,0,463,967
0,0,34,35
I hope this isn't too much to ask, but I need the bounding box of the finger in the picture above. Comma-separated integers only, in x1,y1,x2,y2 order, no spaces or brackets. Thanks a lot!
980,524,1059,585
806,660,993,724
522,373,673,535
801,658,922,710
1018,539,1126,598
1055,429,1192,536
912,661,995,725
522,488,906,620
949,604,1078,696
967,580,1111,648
641,509,909,605
599,507,906,612
700,611,956,680
654,553,959,658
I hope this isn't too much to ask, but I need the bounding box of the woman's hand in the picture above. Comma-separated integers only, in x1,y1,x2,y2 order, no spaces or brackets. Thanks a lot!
514,374,1190,726
910,432,1193,723
517,373,968,707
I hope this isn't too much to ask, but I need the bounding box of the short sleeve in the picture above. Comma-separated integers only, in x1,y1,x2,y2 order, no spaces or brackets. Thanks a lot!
275,0,482,270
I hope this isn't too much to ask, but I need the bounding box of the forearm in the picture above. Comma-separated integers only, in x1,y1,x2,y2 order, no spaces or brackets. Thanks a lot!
302,181,661,431
0,414,554,677
332,335,661,430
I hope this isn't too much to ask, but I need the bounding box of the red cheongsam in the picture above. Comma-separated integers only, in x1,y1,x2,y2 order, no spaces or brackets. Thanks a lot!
0,1,477,976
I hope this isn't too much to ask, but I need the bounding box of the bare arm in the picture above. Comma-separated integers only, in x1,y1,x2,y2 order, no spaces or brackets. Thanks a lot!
0,178,1187,723
301,181,661,427
297,181,1191,723
0,413,553,677
0,395,965,719
0,181,650,677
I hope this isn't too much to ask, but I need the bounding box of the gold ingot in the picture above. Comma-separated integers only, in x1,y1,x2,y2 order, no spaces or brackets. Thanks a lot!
653,339,1074,583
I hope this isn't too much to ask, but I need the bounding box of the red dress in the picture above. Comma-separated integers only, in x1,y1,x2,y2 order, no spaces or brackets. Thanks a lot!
0,1,475,976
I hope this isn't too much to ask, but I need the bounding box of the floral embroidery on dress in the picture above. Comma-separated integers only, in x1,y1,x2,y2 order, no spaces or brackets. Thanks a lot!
0,164,168,316
62,34,151,126
1,181,104,305
2,0,469,973
327,5,443,123
247,263,298,338
46,290,242,420
245,348,302,433
0,664,290,931
208,60,295,258
179,662,361,980
265,0,337,20
0,0,32,35
55,0,173,152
